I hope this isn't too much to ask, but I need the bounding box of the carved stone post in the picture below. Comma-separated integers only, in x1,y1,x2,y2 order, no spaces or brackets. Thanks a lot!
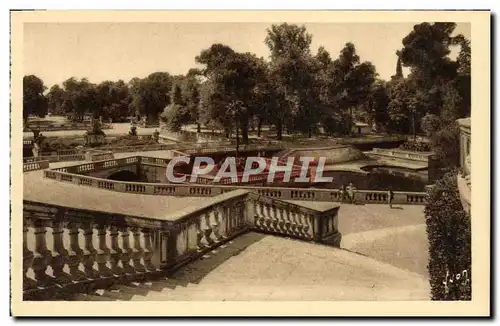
81,222,99,279
108,226,122,275
120,227,135,274
51,220,71,284
203,212,214,246
95,224,113,277
67,222,86,281
264,204,272,231
142,228,156,271
32,219,52,286
23,221,36,290
278,208,286,232
195,218,204,250
211,208,223,241
130,227,146,272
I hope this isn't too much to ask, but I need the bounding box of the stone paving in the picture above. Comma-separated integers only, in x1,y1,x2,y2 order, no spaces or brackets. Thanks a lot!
98,232,429,301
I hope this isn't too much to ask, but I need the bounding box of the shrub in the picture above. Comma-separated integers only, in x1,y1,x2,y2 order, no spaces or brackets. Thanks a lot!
400,140,431,152
425,170,471,300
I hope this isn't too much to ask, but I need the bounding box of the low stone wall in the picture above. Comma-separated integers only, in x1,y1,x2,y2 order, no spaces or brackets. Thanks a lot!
23,160,49,172
43,166,427,205
370,148,432,163
85,150,115,162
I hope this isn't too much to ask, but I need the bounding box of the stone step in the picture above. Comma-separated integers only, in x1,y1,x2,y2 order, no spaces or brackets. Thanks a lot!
93,288,134,301
70,293,116,301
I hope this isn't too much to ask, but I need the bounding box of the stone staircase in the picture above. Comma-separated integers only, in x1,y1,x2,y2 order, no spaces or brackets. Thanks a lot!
60,232,430,301
61,233,259,301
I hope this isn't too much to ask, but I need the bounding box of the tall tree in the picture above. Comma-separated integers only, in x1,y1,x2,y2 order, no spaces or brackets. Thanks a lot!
327,43,377,134
46,84,65,116
23,75,47,123
129,72,172,124
265,23,319,138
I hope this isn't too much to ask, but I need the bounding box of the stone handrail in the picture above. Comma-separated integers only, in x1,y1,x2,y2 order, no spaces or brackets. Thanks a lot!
43,166,427,205
23,160,50,172
22,189,340,300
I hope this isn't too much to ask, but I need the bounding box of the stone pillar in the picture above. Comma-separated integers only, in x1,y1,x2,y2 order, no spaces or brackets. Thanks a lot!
95,224,113,277
32,220,52,286
23,222,36,290
51,220,71,284
108,226,123,275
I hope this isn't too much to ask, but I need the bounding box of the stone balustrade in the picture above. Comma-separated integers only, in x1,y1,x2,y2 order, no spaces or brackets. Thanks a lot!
22,200,170,300
43,166,427,205
23,189,339,300
247,193,341,246
23,154,86,164
371,148,432,162
85,150,115,162
23,160,50,172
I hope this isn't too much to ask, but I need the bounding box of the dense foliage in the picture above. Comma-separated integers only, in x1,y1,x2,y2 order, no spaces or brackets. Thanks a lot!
23,22,470,168
425,170,471,300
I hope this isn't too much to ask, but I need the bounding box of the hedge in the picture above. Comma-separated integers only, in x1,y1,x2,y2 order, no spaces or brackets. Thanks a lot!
425,170,471,300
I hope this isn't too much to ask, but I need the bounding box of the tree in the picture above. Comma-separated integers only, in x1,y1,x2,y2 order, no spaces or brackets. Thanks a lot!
129,72,172,124
96,80,131,122
326,43,377,134
61,77,98,121
364,80,390,130
265,23,320,138
183,77,201,132
23,75,47,123
46,84,65,116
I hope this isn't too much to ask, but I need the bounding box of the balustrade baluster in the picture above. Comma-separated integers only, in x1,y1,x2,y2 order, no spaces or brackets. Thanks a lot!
67,222,86,281
203,212,214,246
50,220,71,284
23,221,36,290
95,224,113,277
277,208,285,232
130,227,146,272
81,222,99,279
32,219,53,286
142,228,156,271
119,227,135,274
211,208,223,241
108,226,123,275
290,210,298,234
195,218,205,250
270,206,279,231
258,202,266,229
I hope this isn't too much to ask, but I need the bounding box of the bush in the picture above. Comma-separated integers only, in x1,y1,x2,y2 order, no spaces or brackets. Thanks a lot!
400,140,431,152
425,170,471,300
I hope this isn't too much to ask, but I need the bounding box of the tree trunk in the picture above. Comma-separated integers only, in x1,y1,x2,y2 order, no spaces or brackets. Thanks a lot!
308,127,312,138
241,119,249,145
276,119,283,140
412,113,416,142
235,124,240,159
257,117,262,137
147,111,157,125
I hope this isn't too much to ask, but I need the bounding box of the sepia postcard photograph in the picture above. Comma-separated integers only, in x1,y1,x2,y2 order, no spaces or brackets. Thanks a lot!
10,9,491,317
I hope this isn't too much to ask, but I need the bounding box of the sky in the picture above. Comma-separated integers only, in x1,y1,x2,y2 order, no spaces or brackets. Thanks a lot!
23,22,471,89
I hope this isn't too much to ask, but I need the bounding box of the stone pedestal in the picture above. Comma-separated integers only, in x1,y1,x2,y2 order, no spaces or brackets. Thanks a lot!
84,133,106,147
